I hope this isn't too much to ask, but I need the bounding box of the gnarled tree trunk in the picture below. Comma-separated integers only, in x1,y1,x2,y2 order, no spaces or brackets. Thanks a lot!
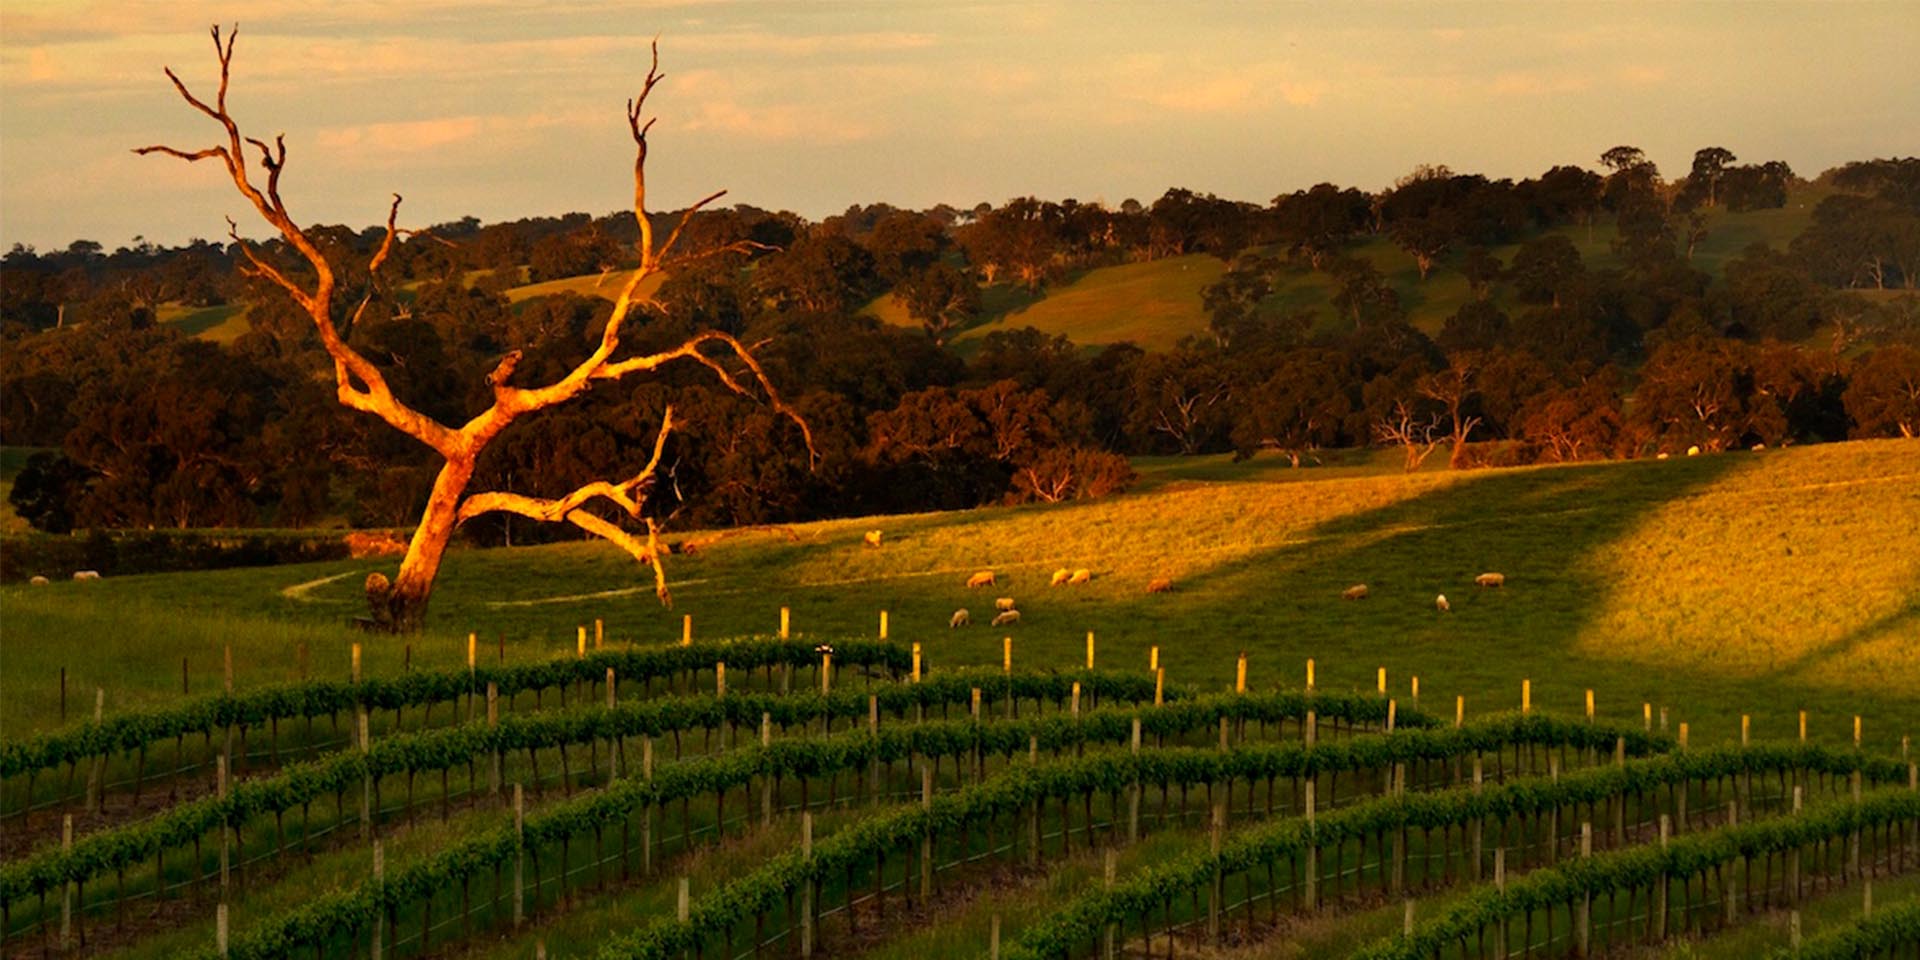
140,28,811,632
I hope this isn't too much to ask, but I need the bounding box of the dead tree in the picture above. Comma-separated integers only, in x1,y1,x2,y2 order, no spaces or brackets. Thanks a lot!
138,27,811,631
1419,360,1485,470
1372,400,1445,473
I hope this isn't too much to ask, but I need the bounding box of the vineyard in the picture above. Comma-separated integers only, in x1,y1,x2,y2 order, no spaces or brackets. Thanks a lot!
0,625,1915,960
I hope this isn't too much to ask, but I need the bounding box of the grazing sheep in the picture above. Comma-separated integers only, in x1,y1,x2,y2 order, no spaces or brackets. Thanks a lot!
72,570,101,581
1050,568,1072,587
29,575,50,586
991,609,1021,627
863,530,883,548
1436,594,1451,612
1341,584,1369,601
1687,445,1701,457
1146,578,1173,594
1068,568,1092,585
995,597,1016,612
1751,443,1766,452
966,570,996,589
1475,572,1506,588
1657,452,1670,460
949,609,971,628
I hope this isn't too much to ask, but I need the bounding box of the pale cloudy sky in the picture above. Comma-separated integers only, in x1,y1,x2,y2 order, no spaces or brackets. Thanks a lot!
1,1,1914,250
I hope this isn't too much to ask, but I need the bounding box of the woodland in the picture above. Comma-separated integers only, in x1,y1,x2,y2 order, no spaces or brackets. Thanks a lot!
4,147,1918,543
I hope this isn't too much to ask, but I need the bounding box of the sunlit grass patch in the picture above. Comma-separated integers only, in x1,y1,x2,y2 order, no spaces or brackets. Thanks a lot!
1574,441,1920,696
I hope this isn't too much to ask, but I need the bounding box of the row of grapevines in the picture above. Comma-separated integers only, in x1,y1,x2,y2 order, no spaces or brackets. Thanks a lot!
597,713,1670,960
0,678,1402,909
1355,789,1920,960
198,710,1584,959
0,637,910,779
1774,896,1920,958
1009,743,1918,959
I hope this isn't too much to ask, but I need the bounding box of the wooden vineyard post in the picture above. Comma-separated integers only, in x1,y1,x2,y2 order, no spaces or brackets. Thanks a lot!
1387,699,1397,733
1576,822,1592,957
1128,718,1142,843
868,696,881,806
1411,675,1419,706
682,615,692,647
358,709,372,839
1238,652,1249,694
487,683,501,798
1644,702,1652,732
1306,657,1315,692
606,669,619,784
781,606,790,640
1471,756,1484,881
642,737,655,875
576,626,586,660
1455,695,1465,728
1103,851,1118,960
1154,668,1164,706
1377,666,1386,695
1149,645,1158,673
1303,778,1318,910
1799,710,1808,742
761,714,774,826
1742,714,1750,747
1656,815,1671,938
371,839,385,960
594,618,603,650
1390,763,1406,895
990,914,1002,960
800,812,814,958
1679,722,1690,750
1087,631,1096,671
911,643,921,683
676,875,689,923
1855,715,1863,750
1071,681,1081,717
1207,801,1225,944
1492,848,1507,957
920,765,934,899
351,642,362,683
224,646,236,769
60,814,73,952
216,902,228,958
1586,688,1595,724
85,688,106,813
716,661,727,698
1788,786,1804,901
879,610,888,640
1403,899,1415,937
821,650,832,696
1726,802,1741,925
512,784,525,927
1522,678,1531,714
218,754,230,894
467,633,477,723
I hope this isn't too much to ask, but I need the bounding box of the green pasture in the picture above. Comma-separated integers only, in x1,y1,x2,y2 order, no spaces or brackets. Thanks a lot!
4,439,1916,755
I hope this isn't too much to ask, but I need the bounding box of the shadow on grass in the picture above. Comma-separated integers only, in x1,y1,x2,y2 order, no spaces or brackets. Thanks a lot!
1096,455,1753,704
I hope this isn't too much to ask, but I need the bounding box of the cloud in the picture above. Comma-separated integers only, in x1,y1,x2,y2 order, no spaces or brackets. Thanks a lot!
316,116,484,153
679,98,876,143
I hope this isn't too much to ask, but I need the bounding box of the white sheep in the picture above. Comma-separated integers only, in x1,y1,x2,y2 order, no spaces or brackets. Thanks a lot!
1687,445,1701,457
1436,594,1451,612
72,570,101,581
949,609,971,628
1146,578,1173,594
1068,568,1091,585
1341,583,1369,601
966,570,996,589
29,575,50,586
994,597,1016,612
1475,572,1505,588
1050,568,1072,587
863,530,883,548
990,609,1020,627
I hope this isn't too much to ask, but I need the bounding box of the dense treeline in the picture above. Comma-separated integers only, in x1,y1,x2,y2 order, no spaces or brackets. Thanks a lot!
3,149,1917,539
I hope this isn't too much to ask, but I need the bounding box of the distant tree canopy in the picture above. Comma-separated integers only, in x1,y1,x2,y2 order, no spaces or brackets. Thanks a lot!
7,147,1918,544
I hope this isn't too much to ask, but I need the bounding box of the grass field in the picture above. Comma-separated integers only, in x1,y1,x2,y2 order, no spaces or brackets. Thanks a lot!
156,301,250,343
4,438,1915,751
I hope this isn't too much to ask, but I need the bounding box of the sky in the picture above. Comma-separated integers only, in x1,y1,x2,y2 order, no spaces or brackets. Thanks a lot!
1,1,1916,251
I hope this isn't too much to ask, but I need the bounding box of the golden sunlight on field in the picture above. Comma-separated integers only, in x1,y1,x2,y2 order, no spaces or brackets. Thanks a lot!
1575,441,1920,695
